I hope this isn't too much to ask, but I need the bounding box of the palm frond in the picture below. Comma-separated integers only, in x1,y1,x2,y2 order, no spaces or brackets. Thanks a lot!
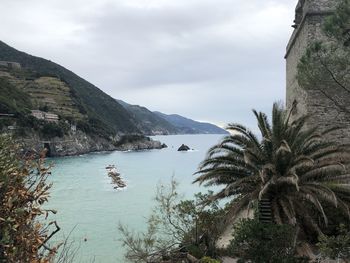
193,102,350,236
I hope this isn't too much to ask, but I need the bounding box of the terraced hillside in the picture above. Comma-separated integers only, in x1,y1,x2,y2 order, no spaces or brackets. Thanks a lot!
0,68,83,120
0,40,139,135
29,77,84,120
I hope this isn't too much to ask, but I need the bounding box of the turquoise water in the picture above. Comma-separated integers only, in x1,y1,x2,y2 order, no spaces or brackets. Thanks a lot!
46,134,224,262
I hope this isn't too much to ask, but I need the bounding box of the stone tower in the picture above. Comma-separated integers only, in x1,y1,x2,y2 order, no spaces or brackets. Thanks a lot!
285,0,350,144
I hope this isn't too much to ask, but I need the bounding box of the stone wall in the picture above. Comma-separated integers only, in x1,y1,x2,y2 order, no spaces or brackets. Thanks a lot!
285,0,350,144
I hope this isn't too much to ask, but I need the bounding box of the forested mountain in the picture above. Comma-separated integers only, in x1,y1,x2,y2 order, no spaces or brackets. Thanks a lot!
154,111,228,134
119,100,228,135
0,40,227,139
0,40,139,136
117,100,178,135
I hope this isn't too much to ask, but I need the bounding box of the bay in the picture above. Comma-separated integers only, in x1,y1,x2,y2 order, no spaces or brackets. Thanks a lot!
46,134,224,262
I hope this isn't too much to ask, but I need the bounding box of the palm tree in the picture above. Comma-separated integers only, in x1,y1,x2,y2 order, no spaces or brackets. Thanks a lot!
194,103,350,235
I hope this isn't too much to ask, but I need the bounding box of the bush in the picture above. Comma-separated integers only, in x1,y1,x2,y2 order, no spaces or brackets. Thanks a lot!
41,122,64,138
227,219,309,263
119,180,225,262
318,224,350,261
0,136,59,262
200,256,220,263
116,134,149,146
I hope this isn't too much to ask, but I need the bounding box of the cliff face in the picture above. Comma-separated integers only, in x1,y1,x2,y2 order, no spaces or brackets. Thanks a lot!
17,131,164,157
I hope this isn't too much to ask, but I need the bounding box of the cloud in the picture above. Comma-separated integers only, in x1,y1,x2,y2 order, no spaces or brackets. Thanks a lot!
0,0,296,128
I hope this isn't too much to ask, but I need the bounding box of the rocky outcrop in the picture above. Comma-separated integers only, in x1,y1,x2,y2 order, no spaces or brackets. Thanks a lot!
177,144,190,151
17,131,114,157
106,165,126,189
16,131,165,157
116,137,165,151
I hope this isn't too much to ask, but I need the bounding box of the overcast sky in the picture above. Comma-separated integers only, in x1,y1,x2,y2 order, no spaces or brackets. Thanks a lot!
0,0,296,128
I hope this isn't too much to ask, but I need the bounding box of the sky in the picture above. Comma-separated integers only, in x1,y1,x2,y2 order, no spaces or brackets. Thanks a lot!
0,0,296,128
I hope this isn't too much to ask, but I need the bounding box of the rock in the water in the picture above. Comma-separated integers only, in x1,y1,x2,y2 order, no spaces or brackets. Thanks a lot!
178,144,190,151
116,136,165,151
161,143,168,148
106,166,126,189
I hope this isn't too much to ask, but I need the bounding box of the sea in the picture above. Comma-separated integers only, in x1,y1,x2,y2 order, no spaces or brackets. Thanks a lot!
46,134,225,262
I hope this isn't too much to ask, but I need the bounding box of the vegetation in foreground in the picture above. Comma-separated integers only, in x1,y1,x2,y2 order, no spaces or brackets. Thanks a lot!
2,1,350,262
195,103,350,240
0,136,60,262
119,179,225,262
119,103,350,262
227,218,308,263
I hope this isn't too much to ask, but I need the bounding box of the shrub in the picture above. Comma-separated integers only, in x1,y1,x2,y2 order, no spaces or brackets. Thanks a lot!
318,224,350,261
119,180,225,262
41,122,64,138
227,218,309,263
200,256,220,263
116,134,148,146
0,136,59,262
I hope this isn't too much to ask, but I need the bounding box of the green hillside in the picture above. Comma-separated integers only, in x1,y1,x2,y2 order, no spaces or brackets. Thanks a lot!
118,100,228,135
0,77,32,114
154,111,228,134
117,100,178,135
0,41,139,135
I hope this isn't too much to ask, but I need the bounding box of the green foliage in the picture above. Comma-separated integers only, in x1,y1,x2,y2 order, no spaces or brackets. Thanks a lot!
0,78,32,114
41,122,64,138
297,0,350,113
0,135,59,262
116,134,150,146
323,0,350,45
118,101,179,135
200,256,221,263
227,219,308,263
0,118,13,131
318,224,350,261
38,105,49,112
119,179,225,262
194,103,350,238
76,118,114,140
297,40,350,113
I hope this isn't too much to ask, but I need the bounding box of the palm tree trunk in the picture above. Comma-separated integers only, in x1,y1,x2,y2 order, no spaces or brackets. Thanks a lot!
258,197,273,223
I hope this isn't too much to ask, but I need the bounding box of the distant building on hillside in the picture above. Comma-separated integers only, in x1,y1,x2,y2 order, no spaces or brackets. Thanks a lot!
31,110,59,123
0,61,21,70
71,123,77,133
31,110,45,120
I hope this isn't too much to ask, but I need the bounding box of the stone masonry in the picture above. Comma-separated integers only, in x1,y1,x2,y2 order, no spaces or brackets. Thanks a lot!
285,0,350,144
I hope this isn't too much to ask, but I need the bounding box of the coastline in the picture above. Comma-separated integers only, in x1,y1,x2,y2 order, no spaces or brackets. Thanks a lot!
15,131,166,158
15,131,226,158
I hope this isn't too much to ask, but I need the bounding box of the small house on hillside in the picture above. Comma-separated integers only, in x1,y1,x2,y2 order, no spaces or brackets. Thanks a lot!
31,110,59,123
0,61,21,70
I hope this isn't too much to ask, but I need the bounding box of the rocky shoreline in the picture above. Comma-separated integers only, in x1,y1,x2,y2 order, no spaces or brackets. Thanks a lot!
16,131,166,157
